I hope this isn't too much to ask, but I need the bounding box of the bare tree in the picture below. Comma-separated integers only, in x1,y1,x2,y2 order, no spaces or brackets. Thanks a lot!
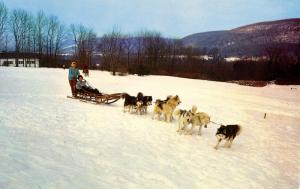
23,13,35,67
165,39,182,74
134,31,145,67
53,24,66,66
36,11,47,57
45,16,57,57
70,24,78,58
24,14,34,52
37,15,67,67
140,30,164,70
123,34,134,72
0,2,8,50
10,9,31,66
86,29,97,67
70,24,97,68
3,32,10,51
99,27,123,75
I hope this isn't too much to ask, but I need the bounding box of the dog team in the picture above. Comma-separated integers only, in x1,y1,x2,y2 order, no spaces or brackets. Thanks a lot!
122,92,242,150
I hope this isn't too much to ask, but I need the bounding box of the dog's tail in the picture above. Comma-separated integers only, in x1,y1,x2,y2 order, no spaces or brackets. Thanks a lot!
237,125,242,135
191,105,197,114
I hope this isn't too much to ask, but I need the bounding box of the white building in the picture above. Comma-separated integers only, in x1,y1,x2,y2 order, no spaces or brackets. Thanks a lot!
225,57,241,62
0,53,39,67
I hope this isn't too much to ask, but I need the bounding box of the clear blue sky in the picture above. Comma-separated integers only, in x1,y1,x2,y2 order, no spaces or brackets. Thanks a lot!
2,0,300,38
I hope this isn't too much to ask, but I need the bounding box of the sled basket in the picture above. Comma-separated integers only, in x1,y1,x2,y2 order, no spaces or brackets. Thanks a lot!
68,91,123,104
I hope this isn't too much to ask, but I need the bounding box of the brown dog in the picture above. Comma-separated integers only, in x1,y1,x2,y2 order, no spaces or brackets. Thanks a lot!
153,95,181,122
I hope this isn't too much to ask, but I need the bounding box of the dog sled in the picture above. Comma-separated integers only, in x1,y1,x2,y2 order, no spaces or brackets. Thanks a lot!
67,91,123,104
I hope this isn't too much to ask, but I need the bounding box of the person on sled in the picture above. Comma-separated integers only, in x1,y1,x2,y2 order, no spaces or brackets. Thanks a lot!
76,75,101,95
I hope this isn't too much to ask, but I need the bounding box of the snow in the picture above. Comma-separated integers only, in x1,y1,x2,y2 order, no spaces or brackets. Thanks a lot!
0,67,299,189
225,57,241,62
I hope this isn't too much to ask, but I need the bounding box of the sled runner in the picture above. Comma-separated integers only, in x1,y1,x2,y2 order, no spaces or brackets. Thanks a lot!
67,91,123,104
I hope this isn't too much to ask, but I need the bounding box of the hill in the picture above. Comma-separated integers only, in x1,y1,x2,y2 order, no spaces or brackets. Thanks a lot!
181,18,300,56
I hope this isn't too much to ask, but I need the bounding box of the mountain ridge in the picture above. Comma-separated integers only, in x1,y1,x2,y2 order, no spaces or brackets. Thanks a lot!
181,18,300,56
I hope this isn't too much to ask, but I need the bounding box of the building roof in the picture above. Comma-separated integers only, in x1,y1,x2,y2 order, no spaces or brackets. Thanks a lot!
0,52,39,59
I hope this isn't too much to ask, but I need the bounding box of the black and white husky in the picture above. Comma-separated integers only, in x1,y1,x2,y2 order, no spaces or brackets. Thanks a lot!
122,93,138,113
136,92,144,114
174,109,193,134
214,124,242,150
140,96,153,114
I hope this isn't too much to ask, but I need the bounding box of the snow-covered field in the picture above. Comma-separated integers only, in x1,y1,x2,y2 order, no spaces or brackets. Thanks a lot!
0,67,299,189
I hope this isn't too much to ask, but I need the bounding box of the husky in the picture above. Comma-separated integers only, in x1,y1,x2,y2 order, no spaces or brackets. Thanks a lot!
214,124,242,150
121,93,137,113
153,95,181,122
136,92,144,114
187,106,211,135
140,96,153,114
174,109,193,134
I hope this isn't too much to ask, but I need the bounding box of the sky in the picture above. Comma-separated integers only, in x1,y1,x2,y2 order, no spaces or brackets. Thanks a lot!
2,0,300,38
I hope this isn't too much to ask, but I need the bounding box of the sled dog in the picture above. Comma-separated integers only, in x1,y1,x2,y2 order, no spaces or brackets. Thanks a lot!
153,95,181,122
214,124,242,150
140,96,153,114
188,106,211,135
174,109,193,134
122,93,137,113
136,92,144,114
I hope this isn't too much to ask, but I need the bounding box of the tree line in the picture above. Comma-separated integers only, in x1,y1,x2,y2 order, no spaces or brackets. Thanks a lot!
0,2,96,68
97,28,300,84
1,1,299,83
